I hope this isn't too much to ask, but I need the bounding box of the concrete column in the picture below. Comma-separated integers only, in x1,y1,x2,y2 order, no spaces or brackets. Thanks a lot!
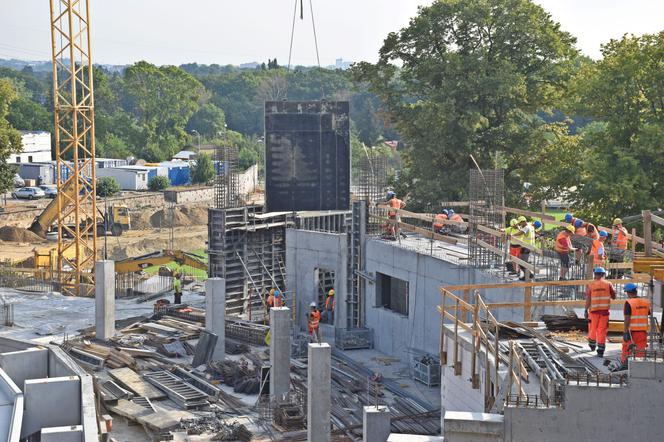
269,307,291,399
95,260,115,340
205,278,226,360
363,406,391,442
307,343,331,442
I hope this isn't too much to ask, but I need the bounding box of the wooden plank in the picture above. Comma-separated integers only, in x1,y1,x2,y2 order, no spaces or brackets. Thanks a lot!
486,298,629,309
476,238,535,272
375,205,468,226
499,206,556,221
441,277,647,292
369,214,460,244
644,210,653,256
651,213,664,227
108,368,167,400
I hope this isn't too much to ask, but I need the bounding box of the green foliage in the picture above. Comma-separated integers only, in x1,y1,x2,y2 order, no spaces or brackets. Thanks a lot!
7,97,51,131
148,175,170,191
191,153,215,184
352,0,578,209
0,78,22,193
186,103,226,139
96,176,121,197
566,32,664,223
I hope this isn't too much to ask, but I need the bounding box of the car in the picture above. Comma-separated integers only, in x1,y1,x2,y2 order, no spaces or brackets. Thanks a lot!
39,184,58,198
11,187,46,200
13,174,24,188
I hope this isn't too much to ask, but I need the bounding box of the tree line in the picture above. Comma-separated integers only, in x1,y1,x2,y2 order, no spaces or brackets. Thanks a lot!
1,0,662,226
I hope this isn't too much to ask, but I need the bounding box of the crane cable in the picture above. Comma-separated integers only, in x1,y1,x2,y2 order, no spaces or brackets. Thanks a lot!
287,0,322,71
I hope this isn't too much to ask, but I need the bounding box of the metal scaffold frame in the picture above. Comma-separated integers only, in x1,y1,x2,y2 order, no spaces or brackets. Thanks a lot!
469,170,504,269
214,146,240,209
49,0,97,295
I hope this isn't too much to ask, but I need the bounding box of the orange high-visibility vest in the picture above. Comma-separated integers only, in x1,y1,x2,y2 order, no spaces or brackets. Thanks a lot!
267,295,274,308
555,232,571,253
575,226,587,236
612,227,628,250
590,239,605,265
587,224,600,240
450,214,463,222
588,279,612,312
626,298,650,331
325,296,335,311
433,214,447,229
274,297,283,308
388,198,404,216
309,310,320,329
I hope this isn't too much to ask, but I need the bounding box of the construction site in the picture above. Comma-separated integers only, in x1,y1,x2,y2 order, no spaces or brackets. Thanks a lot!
1,1,664,442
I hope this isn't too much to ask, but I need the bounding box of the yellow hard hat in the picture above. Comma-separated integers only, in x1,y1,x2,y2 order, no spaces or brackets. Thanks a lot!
510,219,518,227
269,288,275,296
566,224,576,233
613,218,622,226
328,289,335,296
517,216,527,223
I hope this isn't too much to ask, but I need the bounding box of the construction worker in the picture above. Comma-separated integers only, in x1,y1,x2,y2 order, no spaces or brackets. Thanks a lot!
512,216,535,281
589,231,607,266
432,210,449,234
586,223,600,240
574,219,587,236
273,289,284,308
584,267,616,357
620,283,650,369
266,288,276,309
383,191,405,240
611,218,629,250
323,289,335,324
173,273,183,304
564,213,574,224
555,225,576,280
505,219,521,275
308,302,321,343
448,210,466,234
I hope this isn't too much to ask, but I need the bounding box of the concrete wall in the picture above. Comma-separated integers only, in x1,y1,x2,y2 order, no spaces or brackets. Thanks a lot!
239,164,258,196
443,411,503,442
364,240,523,360
286,229,348,332
0,347,48,390
41,425,83,442
164,186,214,204
503,360,664,441
21,376,81,439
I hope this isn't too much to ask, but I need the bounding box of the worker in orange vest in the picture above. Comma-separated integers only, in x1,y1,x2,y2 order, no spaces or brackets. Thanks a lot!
266,288,276,309
554,225,576,280
308,302,321,343
584,267,616,357
611,218,629,250
433,210,449,234
586,223,600,240
574,219,587,237
380,191,405,239
448,210,466,234
589,230,608,266
322,289,335,324
619,283,650,369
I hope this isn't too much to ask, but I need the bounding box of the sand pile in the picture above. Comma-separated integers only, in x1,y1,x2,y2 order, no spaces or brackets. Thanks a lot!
148,207,208,228
131,211,153,230
0,226,44,243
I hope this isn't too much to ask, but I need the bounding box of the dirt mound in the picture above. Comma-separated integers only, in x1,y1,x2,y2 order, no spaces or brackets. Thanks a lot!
0,226,44,243
131,211,153,230
148,207,208,228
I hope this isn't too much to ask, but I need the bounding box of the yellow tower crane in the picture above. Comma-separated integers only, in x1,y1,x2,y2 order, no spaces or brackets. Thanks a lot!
49,0,97,295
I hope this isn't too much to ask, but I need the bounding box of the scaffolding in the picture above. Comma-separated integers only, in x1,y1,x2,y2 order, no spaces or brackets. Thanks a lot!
469,170,505,268
214,146,240,209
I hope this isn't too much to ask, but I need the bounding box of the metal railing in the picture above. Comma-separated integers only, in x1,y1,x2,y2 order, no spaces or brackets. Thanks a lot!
505,394,562,408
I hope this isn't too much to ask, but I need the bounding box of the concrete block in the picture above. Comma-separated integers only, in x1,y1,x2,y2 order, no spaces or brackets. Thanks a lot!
363,405,391,442
308,343,331,442
0,347,48,390
443,411,503,441
41,425,83,442
95,260,115,340
629,359,664,380
21,376,81,439
270,307,291,399
205,278,226,360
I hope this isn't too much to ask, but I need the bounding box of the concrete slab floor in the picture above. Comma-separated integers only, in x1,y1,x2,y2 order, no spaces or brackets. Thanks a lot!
0,287,205,343
341,348,441,408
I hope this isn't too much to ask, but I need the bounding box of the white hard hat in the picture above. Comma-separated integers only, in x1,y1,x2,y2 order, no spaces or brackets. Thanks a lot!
310,302,317,308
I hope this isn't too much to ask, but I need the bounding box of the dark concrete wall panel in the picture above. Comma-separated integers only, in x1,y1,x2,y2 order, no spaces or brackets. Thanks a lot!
265,101,350,212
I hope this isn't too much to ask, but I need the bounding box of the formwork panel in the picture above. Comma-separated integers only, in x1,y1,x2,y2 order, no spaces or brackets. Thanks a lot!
265,101,350,212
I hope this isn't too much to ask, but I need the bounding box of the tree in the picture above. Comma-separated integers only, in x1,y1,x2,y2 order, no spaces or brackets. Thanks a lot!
0,79,22,193
352,0,578,209
191,153,214,184
186,103,226,139
96,176,120,197
567,32,664,223
148,175,170,191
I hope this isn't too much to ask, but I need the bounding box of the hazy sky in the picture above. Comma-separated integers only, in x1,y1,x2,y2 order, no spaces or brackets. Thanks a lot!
0,1,662,66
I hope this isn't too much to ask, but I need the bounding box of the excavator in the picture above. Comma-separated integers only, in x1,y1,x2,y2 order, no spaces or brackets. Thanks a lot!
114,249,208,275
28,180,130,238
